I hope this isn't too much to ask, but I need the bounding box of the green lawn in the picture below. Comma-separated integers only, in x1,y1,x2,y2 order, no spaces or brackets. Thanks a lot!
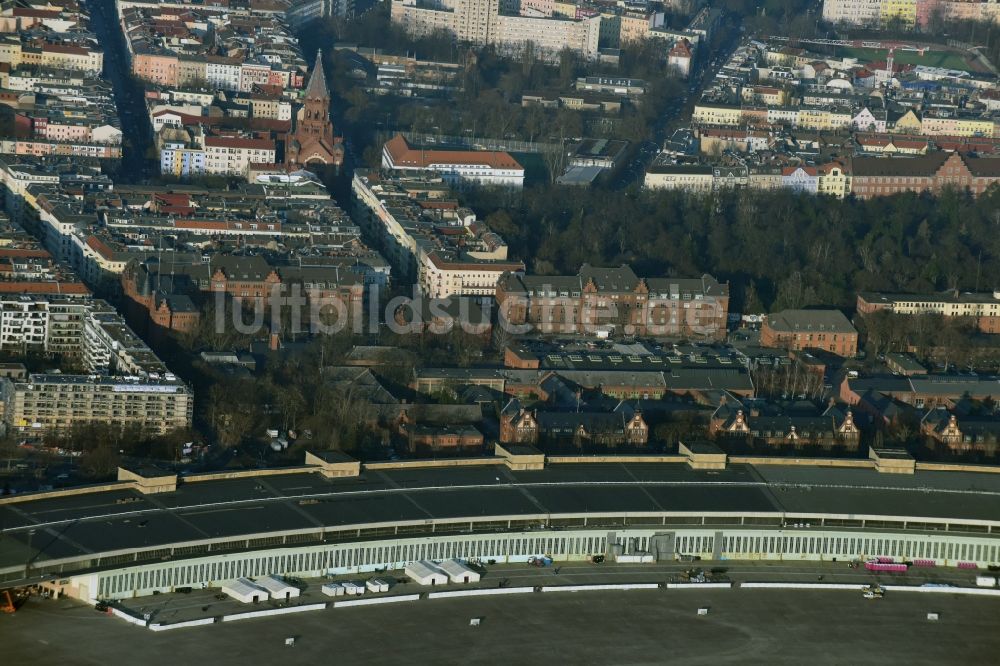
511,152,550,185
835,46,978,73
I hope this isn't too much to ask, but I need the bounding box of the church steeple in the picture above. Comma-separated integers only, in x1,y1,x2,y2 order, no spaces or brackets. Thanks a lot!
285,48,342,171
304,50,328,100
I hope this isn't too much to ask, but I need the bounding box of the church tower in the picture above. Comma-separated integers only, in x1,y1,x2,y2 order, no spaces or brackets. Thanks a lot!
286,50,343,171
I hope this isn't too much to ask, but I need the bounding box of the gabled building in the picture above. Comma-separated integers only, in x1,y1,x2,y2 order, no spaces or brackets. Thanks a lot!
921,409,1000,452
710,398,861,450
667,38,693,79
499,397,648,449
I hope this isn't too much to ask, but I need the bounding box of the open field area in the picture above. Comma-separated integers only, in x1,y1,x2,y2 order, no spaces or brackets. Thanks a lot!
835,46,984,72
5,587,1000,665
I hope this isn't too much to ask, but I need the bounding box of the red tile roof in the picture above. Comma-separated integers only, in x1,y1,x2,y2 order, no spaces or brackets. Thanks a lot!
383,134,523,171
0,248,50,259
0,281,89,295
205,136,275,150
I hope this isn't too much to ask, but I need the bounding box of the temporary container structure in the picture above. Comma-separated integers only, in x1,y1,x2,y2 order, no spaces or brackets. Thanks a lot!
221,578,269,604
405,560,449,586
321,582,346,597
255,575,301,600
342,581,366,595
366,578,392,593
437,559,481,584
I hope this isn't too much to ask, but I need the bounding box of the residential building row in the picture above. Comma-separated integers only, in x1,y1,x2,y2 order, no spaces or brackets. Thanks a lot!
646,149,1000,198
822,0,1000,28
692,101,999,138
113,0,370,30
858,289,1000,334
150,51,344,175
0,34,102,77
390,0,602,61
390,0,706,64
0,156,388,304
352,167,523,297
120,5,307,92
0,4,121,158
0,292,193,434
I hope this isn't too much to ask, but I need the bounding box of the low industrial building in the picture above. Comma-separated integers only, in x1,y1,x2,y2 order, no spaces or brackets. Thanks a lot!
437,559,481,583
405,560,449,586
254,575,300,600
221,578,269,604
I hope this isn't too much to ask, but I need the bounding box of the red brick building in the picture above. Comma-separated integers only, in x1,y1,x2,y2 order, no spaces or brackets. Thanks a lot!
122,255,366,335
760,309,858,357
499,398,648,449
121,260,200,337
852,151,1000,198
497,265,729,339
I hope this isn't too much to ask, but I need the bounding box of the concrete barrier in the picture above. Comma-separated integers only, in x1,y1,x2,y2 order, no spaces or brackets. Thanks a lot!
222,603,327,622
110,606,148,627
884,586,1000,597
665,583,733,589
148,617,217,631
540,584,660,592
740,583,866,590
427,588,535,599
334,594,421,608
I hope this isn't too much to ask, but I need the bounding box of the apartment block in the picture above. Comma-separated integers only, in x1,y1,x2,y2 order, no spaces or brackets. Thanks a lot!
858,290,1000,334
1,373,192,434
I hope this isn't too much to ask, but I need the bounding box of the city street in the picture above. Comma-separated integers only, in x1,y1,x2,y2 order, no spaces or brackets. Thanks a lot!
85,0,156,180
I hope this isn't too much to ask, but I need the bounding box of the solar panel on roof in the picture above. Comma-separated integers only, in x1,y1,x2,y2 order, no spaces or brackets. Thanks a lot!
628,355,642,363
568,354,584,362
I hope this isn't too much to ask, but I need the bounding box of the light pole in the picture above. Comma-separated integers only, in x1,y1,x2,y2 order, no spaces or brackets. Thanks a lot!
24,529,35,580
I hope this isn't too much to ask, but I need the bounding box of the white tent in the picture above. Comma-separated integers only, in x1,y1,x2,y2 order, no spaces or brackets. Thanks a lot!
221,578,269,604
437,559,481,584
255,575,300,600
405,560,449,586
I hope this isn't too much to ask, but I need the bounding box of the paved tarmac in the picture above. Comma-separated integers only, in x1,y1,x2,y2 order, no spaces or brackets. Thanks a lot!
5,583,1000,665
110,559,985,625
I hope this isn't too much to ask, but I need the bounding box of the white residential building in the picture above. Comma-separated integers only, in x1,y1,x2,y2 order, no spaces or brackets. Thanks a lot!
204,137,276,176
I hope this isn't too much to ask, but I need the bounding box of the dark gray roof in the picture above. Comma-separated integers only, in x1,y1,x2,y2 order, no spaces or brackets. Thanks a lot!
7,463,1000,578
765,309,856,334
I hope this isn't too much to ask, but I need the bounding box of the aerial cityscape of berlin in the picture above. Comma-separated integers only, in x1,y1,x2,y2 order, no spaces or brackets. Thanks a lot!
2,0,1000,662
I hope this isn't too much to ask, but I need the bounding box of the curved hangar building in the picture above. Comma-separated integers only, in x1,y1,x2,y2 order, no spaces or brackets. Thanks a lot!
2,449,1000,602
